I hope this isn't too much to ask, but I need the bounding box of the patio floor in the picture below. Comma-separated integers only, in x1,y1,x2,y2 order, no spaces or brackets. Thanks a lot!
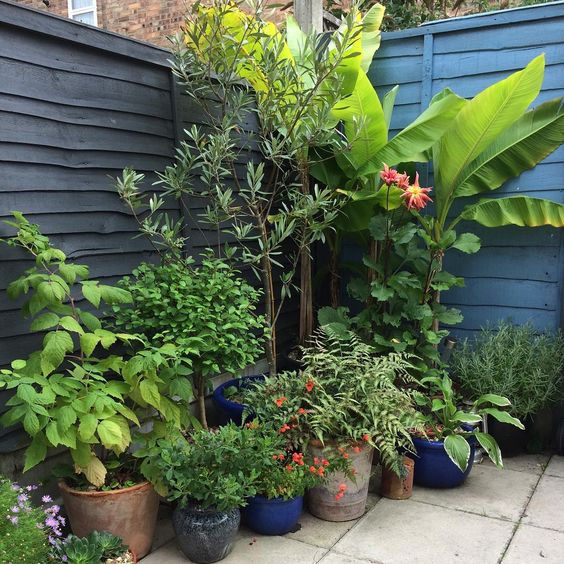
143,454,564,564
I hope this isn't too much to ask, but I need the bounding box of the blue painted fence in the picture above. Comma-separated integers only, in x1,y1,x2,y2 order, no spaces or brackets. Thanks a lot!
365,1,564,337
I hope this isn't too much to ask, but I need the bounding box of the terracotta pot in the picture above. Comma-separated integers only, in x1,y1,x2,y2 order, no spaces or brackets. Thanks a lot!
306,440,374,522
59,480,159,559
380,456,414,500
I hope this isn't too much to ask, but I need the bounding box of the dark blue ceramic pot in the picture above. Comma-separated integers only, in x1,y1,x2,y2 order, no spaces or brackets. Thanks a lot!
410,434,477,488
212,375,265,425
242,495,303,535
172,504,240,563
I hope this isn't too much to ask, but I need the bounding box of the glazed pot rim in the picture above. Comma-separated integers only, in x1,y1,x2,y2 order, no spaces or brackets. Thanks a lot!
213,375,266,410
58,480,153,497
248,494,303,504
412,434,476,448
177,502,240,515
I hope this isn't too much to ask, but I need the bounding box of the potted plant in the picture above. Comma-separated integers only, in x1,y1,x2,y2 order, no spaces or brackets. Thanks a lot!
0,214,192,558
51,531,136,563
112,252,266,428
412,373,524,488
452,322,564,456
380,456,415,500
148,424,268,564
243,328,424,521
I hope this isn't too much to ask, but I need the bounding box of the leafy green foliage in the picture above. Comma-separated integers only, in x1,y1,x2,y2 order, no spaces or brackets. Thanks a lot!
244,328,424,476
452,322,564,418
51,531,130,564
112,255,265,427
0,214,193,487
417,373,524,470
0,478,50,564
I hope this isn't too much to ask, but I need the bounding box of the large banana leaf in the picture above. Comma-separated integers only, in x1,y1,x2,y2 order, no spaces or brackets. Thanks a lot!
459,196,564,228
455,98,564,197
359,88,467,174
382,85,399,130
360,3,385,72
331,71,387,169
435,55,545,221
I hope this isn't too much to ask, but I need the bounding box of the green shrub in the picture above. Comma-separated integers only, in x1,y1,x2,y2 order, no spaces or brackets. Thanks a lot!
112,254,266,428
452,322,564,418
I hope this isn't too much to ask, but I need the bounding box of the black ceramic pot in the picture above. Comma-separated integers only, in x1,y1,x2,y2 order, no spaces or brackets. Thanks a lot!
488,416,528,458
172,504,240,563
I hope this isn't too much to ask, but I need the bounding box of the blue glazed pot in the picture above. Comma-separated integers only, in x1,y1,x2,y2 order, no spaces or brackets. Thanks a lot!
172,504,240,563
410,434,477,488
212,375,265,426
242,495,303,535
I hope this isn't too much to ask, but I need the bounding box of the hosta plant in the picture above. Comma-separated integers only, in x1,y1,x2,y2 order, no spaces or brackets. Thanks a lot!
112,254,266,429
0,213,194,487
417,373,524,471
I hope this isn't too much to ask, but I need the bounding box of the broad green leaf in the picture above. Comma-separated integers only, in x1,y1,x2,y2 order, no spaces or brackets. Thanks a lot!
80,333,100,357
11,359,26,370
451,233,481,254
482,408,525,429
37,280,66,304
99,285,132,305
140,380,161,409
58,405,77,431
45,421,61,447
475,432,503,468
71,441,92,467
41,331,74,375
364,89,466,172
95,329,117,349
59,316,84,334
474,394,512,408
460,196,564,228
436,55,545,221
78,414,98,441
169,378,194,402
452,412,483,424
115,404,140,426
30,312,60,332
81,282,101,308
359,3,385,72
80,455,106,487
382,85,399,130
456,98,564,197
332,71,387,168
23,433,47,472
97,420,123,447
23,410,40,435
79,311,101,332
444,434,471,472
58,263,89,284
16,383,37,403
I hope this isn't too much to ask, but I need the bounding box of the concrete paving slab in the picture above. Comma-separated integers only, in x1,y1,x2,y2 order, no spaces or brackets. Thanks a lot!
522,475,564,532
503,524,564,563
482,453,550,475
319,551,378,564
544,455,564,478
143,527,328,564
410,464,537,522
288,494,380,548
332,498,515,564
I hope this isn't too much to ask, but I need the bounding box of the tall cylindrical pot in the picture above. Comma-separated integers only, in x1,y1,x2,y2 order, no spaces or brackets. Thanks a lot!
306,440,374,522
380,456,414,500
59,481,159,559
172,504,240,564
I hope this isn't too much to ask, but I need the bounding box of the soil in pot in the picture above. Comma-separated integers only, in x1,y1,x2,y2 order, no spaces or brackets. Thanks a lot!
242,495,303,535
59,481,159,559
173,504,240,564
410,435,476,488
488,415,528,457
380,456,414,500
306,440,374,522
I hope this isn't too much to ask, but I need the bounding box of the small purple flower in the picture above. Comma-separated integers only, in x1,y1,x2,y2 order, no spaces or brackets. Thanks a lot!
17,493,28,503
8,515,18,525
41,495,52,503
10,505,19,513
58,516,66,526
62,556,68,562
10,483,20,491
45,516,59,529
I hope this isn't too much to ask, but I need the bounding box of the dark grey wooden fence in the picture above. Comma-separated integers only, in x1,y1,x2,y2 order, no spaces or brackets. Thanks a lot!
367,1,564,338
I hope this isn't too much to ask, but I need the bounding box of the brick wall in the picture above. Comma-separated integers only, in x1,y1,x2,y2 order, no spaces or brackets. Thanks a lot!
15,0,289,47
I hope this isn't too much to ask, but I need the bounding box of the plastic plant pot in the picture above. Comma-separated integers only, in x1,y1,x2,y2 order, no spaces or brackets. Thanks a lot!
212,375,265,425
242,495,303,536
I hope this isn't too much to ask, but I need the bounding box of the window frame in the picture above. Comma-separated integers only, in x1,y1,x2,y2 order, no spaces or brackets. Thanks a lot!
67,0,98,27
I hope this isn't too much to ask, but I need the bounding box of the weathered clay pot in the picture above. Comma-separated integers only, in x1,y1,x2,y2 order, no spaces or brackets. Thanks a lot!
380,456,414,500
59,481,159,559
306,440,374,522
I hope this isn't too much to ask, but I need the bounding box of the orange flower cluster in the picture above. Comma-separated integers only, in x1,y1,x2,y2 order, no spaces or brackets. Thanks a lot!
380,163,432,211
274,396,287,407
305,379,315,392
335,483,347,500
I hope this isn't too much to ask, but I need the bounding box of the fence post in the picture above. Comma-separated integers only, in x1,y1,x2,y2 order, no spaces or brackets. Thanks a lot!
294,0,323,32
